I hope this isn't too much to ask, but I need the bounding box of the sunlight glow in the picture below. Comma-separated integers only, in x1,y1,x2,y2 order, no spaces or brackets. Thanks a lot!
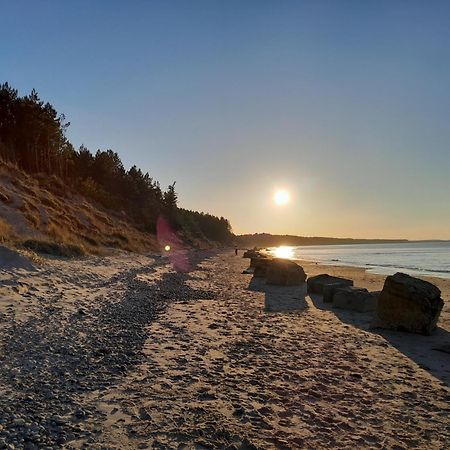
273,246,294,259
274,189,289,206
164,245,171,252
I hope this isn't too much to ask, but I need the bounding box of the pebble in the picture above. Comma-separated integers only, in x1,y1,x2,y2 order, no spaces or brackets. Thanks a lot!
12,418,25,427
0,254,213,447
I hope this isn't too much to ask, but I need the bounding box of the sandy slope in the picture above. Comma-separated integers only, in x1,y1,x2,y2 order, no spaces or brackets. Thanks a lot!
0,161,158,253
0,249,449,449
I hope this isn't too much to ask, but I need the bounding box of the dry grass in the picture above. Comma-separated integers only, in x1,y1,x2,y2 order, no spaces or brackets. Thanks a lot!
21,238,86,257
40,194,60,210
0,159,159,256
0,217,14,242
0,189,10,203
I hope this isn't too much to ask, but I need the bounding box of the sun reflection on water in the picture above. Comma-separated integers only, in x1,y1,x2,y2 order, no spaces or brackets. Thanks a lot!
273,246,294,259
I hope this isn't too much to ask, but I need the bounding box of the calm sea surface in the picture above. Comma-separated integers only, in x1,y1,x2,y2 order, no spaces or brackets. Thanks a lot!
268,241,450,279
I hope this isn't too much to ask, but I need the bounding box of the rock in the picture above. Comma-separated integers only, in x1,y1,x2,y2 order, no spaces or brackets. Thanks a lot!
50,415,66,425
252,257,273,277
323,283,352,303
307,274,353,295
266,259,306,286
56,436,67,445
12,418,25,426
24,443,38,450
349,372,362,379
332,287,379,312
74,408,87,419
138,407,151,420
249,254,269,266
243,249,263,259
372,272,444,335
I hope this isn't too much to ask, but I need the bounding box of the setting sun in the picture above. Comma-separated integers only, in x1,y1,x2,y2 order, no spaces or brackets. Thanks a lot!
274,189,289,206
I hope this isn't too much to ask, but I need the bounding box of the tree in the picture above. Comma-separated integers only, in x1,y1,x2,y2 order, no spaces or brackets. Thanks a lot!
163,182,178,209
0,82,234,243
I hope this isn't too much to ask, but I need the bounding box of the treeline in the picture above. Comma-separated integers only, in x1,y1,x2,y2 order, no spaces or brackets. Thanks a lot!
0,82,232,243
237,233,408,248
178,209,233,243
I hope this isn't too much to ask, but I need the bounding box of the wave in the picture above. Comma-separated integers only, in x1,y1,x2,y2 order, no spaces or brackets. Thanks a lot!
288,242,450,279
365,262,450,274
293,256,450,277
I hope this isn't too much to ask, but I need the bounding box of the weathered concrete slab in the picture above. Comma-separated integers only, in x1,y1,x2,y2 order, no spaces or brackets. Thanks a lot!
372,272,443,335
307,274,353,296
332,287,379,312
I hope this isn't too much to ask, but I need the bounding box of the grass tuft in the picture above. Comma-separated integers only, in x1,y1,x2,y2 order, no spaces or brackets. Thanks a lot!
21,239,86,257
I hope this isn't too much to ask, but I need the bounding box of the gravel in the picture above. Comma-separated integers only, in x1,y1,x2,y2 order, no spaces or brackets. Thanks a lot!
0,251,216,449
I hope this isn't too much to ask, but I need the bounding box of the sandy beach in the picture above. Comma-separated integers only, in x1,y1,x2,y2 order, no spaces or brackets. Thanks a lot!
0,248,449,449
3,3,450,449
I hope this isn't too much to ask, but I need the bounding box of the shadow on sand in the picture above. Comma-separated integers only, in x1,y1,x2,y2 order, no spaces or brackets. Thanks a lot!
247,276,308,313
309,292,450,386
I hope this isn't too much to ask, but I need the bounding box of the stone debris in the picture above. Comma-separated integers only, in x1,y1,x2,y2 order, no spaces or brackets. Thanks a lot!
332,287,379,312
373,272,444,335
0,253,449,449
307,274,353,295
251,257,273,277
0,251,216,449
266,259,307,286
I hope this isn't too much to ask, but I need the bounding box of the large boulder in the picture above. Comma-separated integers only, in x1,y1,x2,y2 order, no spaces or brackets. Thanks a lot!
307,274,353,295
252,257,273,277
250,253,269,267
323,282,355,303
372,272,444,335
243,249,263,259
266,259,306,286
332,287,379,312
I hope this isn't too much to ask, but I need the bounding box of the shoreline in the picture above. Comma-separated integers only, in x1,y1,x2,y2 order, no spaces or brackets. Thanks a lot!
262,240,450,281
294,257,450,305
294,256,450,281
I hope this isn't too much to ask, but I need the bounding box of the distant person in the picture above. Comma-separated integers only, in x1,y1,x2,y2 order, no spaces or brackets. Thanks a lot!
235,248,238,256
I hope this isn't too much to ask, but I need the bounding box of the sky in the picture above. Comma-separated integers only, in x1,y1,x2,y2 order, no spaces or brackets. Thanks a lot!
2,1,450,239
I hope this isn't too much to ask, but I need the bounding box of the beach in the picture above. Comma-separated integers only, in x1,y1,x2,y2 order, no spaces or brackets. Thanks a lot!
0,248,449,449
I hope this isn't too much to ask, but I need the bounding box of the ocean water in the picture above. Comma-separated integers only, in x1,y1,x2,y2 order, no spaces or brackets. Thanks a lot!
268,241,450,279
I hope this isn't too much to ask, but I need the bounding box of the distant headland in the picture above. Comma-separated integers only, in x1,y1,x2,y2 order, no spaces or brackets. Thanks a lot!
236,233,409,248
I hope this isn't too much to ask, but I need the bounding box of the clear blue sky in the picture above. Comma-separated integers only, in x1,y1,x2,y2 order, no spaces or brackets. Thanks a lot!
2,1,450,239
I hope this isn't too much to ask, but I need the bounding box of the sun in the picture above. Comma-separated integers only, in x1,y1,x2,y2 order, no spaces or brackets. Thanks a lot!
274,189,289,206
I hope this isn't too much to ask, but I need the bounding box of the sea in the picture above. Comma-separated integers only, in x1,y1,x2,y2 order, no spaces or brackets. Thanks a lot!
268,241,450,280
